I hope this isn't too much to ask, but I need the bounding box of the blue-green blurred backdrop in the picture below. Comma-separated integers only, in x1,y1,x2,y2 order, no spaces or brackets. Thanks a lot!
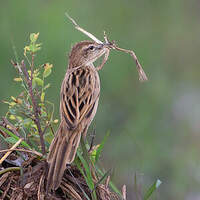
1,0,200,199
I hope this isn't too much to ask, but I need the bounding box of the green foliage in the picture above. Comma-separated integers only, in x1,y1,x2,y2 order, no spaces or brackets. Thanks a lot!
144,179,162,200
0,126,30,149
1,32,126,199
76,135,162,200
2,33,58,154
0,32,162,199
74,136,124,200
24,33,41,55
95,131,109,163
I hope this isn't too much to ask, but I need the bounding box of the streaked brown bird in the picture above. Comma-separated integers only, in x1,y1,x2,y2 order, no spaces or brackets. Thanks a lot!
46,41,109,191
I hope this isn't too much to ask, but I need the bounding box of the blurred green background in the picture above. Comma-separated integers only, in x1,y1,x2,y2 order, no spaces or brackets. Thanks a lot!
1,0,200,199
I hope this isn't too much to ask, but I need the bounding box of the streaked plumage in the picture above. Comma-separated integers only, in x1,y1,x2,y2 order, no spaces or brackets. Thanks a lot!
47,41,108,191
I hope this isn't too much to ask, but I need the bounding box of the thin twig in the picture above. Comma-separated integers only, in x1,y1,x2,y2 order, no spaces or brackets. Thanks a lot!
66,14,148,82
65,12,103,44
0,172,10,188
103,32,148,81
103,31,109,44
21,60,46,155
11,60,29,94
122,185,127,200
60,181,82,200
105,175,110,189
49,124,55,136
0,148,43,157
1,175,12,199
41,122,50,136
18,111,34,121
67,168,90,199
88,129,96,153
0,138,23,165
38,172,45,200
96,49,110,71
31,54,34,83
0,167,20,176
111,43,148,81
0,128,7,138
2,117,20,137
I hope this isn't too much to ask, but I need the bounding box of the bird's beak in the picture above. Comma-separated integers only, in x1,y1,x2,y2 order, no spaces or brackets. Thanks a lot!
103,42,112,49
96,43,111,51
96,43,104,50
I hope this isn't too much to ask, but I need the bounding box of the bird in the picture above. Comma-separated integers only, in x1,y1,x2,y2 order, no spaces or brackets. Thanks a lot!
46,40,109,191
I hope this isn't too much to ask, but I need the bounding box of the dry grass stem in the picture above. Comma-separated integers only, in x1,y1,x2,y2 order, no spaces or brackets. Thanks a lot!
110,44,148,81
0,138,23,165
37,173,45,200
65,12,103,44
65,13,148,82
0,167,20,176
60,182,83,200
96,49,110,71
105,175,110,189
2,117,20,137
103,32,148,81
0,148,43,157
122,184,127,200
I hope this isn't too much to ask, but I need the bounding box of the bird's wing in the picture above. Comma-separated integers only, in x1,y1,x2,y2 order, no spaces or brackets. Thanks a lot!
60,67,99,130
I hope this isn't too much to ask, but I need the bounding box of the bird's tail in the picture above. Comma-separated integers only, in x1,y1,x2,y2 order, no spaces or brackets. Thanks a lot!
46,122,81,191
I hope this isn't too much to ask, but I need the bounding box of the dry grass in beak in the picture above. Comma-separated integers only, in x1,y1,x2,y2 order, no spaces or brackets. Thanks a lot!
65,12,148,82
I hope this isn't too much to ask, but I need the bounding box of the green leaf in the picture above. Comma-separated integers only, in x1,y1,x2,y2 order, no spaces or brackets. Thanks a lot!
0,126,31,149
43,63,53,78
33,77,43,86
44,83,50,90
28,138,40,152
33,44,41,53
74,159,91,200
22,118,32,128
5,137,18,144
9,108,16,115
77,150,98,199
77,149,94,190
41,92,45,102
95,131,110,163
29,44,34,52
30,33,39,43
143,179,162,200
26,33,41,54
32,79,36,89
80,138,97,200
0,134,8,147
43,68,52,78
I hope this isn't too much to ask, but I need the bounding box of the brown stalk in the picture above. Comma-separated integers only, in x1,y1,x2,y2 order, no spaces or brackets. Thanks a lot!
122,185,127,200
107,40,148,82
0,148,43,157
105,175,110,189
60,182,83,200
66,13,148,82
20,60,46,155
0,138,23,165
2,117,20,137
65,12,103,44
0,126,7,138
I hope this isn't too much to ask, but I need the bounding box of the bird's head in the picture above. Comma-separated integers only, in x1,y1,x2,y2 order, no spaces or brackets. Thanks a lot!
68,41,107,68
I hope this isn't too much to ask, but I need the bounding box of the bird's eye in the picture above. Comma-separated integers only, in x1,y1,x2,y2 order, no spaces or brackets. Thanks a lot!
88,46,95,51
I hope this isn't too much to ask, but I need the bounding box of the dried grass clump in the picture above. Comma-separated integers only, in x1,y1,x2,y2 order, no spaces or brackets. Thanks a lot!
0,154,121,200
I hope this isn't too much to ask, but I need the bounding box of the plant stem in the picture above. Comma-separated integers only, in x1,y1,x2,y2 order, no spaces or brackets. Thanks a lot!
0,167,20,176
21,60,46,155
